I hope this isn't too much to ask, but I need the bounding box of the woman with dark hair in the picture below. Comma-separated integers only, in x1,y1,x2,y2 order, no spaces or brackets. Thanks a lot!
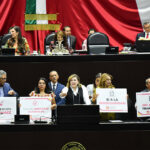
87,73,101,104
29,77,56,110
5,26,30,55
60,74,91,104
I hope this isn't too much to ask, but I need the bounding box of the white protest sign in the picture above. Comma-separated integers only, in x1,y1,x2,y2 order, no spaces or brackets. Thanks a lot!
96,88,128,113
20,97,52,122
136,92,150,117
0,97,16,122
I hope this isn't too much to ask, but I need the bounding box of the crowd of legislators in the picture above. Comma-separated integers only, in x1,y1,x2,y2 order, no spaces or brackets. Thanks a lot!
1,69,150,121
3,22,150,55
1,22,150,121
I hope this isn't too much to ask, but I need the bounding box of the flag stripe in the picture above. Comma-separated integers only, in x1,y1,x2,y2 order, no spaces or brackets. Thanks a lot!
25,0,36,24
136,0,150,28
36,0,48,24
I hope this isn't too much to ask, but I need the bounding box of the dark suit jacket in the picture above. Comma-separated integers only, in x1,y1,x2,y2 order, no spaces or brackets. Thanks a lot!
48,82,65,105
141,88,150,92
3,82,18,97
68,35,76,50
136,32,145,42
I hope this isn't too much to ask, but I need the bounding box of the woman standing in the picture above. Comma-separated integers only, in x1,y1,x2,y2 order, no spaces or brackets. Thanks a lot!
60,74,91,104
87,73,101,104
98,73,115,120
29,77,56,110
5,26,30,55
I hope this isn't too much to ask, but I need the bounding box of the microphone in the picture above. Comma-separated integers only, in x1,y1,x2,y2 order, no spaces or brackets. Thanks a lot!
34,116,51,124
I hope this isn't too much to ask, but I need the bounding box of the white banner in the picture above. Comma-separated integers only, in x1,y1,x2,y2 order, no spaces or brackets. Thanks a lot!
96,88,128,113
0,97,16,123
20,97,52,122
136,92,150,117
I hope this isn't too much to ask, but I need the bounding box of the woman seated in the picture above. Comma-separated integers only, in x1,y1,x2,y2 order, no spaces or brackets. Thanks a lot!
5,26,30,56
87,73,101,104
60,74,91,104
50,30,68,52
29,77,56,110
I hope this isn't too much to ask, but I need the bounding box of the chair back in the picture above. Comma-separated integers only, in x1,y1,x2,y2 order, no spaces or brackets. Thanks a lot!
87,32,109,54
44,32,55,54
1,33,11,48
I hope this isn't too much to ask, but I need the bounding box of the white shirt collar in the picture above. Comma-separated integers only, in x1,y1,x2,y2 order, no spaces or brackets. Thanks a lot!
51,82,57,87
70,86,79,96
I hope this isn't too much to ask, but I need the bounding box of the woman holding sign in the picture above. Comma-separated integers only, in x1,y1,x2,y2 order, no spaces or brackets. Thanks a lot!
29,77,56,110
86,73,101,104
98,73,116,120
98,73,135,121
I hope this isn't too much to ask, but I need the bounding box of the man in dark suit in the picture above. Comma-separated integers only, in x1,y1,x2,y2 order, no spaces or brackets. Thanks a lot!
48,71,65,105
63,26,76,52
136,22,150,42
0,70,18,97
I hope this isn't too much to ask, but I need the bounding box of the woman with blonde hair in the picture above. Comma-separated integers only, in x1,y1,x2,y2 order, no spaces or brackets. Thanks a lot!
99,73,115,88
98,73,115,120
98,73,134,121
60,74,91,104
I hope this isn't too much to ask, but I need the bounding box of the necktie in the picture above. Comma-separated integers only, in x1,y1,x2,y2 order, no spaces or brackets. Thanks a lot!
53,84,56,92
146,33,149,39
68,37,70,48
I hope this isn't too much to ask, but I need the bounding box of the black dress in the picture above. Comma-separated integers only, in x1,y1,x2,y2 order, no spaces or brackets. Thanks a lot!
65,87,85,104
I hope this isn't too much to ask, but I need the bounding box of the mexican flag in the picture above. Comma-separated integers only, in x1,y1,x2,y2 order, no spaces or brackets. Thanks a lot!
25,0,48,25
25,0,60,54
136,0,150,26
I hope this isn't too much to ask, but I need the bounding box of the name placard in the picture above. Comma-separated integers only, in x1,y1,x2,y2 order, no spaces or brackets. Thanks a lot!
19,97,52,122
0,97,16,122
96,88,128,113
136,92,150,117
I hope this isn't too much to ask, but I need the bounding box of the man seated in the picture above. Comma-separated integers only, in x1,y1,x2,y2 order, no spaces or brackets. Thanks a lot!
136,22,150,41
63,26,76,53
82,29,96,51
0,70,18,97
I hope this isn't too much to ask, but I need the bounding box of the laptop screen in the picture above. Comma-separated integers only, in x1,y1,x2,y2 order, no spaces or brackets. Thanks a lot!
105,46,119,54
136,40,150,52
1,48,15,56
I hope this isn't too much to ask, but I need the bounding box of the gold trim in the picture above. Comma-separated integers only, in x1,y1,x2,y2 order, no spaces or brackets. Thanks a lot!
61,141,86,150
25,14,57,20
25,24,60,31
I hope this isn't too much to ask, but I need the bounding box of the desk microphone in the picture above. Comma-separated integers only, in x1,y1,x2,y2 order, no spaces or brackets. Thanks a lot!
34,116,51,124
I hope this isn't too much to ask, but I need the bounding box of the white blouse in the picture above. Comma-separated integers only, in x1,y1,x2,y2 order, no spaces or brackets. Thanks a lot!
61,85,91,105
